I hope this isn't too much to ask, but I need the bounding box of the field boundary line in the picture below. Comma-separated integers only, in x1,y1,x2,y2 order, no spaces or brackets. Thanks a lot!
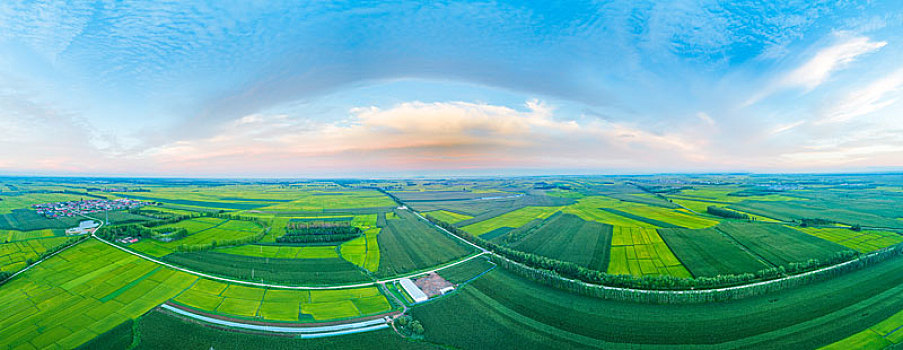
0,220,99,285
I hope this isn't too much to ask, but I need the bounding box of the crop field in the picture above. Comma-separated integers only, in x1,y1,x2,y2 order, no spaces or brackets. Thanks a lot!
508,213,613,271
339,228,380,272
0,236,73,273
715,222,852,267
461,206,562,236
376,209,475,276
607,226,691,277
250,190,395,211
131,218,263,255
412,261,903,349
162,251,372,284
658,226,771,277
172,279,392,321
1,228,58,242
438,256,495,284
729,199,903,229
0,240,198,349
215,244,339,259
796,227,903,253
425,210,473,223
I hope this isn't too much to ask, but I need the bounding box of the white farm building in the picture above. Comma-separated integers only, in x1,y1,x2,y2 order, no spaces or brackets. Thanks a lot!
399,278,428,303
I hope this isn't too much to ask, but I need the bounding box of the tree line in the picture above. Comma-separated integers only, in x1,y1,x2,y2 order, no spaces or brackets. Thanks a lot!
706,206,750,220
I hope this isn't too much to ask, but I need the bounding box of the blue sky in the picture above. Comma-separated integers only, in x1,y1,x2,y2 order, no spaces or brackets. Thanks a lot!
0,1,901,177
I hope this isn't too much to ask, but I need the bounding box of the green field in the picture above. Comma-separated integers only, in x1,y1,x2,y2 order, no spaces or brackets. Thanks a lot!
172,279,392,321
796,227,903,253
340,228,380,272
0,240,198,349
462,206,562,236
1,228,58,242
376,209,475,276
715,222,852,267
215,244,339,259
658,226,771,277
130,217,263,256
508,213,613,271
412,260,903,349
607,226,691,277
425,210,473,224
162,251,372,285
0,236,74,273
438,256,496,284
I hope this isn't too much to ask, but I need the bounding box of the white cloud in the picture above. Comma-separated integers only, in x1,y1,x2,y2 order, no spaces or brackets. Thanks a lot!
781,35,886,90
745,34,886,106
818,66,903,124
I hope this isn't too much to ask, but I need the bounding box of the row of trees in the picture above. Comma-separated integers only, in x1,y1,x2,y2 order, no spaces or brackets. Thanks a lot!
706,206,750,220
176,230,267,253
425,214,890,296
275,233,360,244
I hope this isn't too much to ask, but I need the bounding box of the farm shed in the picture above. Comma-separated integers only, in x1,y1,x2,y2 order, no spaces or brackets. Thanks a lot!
399,278,428,303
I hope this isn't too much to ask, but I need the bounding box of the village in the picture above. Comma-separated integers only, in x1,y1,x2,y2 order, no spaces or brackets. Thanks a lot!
32,198,149,218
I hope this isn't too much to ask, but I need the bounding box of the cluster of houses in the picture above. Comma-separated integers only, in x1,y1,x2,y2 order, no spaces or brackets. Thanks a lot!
32,198,149,218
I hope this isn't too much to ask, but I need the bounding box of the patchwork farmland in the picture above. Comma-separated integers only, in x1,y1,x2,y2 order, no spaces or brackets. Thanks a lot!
0,175,901,349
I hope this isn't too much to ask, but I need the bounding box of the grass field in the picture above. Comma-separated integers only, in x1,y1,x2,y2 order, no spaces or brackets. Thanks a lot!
412,260,903,349
607,226,691,277
658,226,771,277
425,210,473,224
0,236,73,273
462,206,562,236
376,209,475,277
715,222,852,267
796,227,903,253
0,239,198,349
509,213,613,271
172,279,392,321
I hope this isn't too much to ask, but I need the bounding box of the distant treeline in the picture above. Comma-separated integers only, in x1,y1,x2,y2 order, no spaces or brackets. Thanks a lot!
425,214,896,303
706,206,750,220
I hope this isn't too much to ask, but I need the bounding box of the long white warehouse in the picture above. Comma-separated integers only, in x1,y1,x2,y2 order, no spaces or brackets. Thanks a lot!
399,278,428,303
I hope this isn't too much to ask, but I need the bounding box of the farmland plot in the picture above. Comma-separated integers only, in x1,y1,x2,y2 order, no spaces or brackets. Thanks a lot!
0,240,197,349
461,206,562,236
607,226,690,277
509,213,613,271
657,227,771,277
376,209,475,277
0,236,73,273
172,279,392,322
715,222,852,267
162,251,372,285
795,227,903,253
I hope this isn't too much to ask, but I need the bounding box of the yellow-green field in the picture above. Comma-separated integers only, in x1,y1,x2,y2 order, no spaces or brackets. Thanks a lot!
0,240,198,349
172,279,393,322
607,226,691,277
426,210,473,224
795,227,903,253
822,308,903,349
1,229,57,243
339,228,380,272
0,236,73,273
463,206,562,236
